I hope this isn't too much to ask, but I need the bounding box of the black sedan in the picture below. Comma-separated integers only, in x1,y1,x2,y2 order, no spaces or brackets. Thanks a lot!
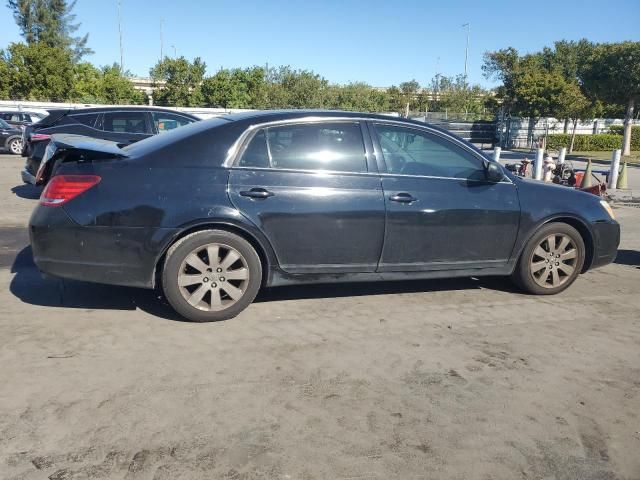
0,118,23,154
29,110,620,322
21,106,199,185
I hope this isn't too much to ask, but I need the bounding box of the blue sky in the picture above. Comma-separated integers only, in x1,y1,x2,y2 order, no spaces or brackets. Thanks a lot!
1,0,638,87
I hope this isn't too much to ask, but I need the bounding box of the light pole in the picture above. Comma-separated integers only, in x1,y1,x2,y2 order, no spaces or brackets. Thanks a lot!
160,19,164,60
171,45,177,58
117,0,124,72
462,22,470,84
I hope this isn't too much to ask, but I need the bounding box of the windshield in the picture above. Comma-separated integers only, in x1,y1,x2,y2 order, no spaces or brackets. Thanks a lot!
0,119,11,129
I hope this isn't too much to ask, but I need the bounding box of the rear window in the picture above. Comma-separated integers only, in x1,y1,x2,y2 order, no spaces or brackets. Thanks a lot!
101,112,150,134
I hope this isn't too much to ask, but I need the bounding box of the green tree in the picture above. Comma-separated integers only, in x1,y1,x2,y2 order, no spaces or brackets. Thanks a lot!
482,47,520,112
555,82,596,153
273,66,328,108
0,52,10,98
581,41,640,156
2,41,74,101
201,66,267,109
324,82,390,112
70,63,145,104
7,0,92,61
70,61,102,102
398,79,420,115
428,74,491,115
150,56,206,107
386,85,404,114
101,64,145,104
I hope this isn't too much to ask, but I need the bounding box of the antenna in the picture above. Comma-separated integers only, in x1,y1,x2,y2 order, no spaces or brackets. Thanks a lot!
117,0,124,72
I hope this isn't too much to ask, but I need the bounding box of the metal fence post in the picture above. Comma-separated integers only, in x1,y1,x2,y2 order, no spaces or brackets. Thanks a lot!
558,147,566,165
534,148,544,180
492,147,501,162
608,149,622,190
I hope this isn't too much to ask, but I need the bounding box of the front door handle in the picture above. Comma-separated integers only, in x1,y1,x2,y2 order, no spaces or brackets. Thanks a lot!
389,192,417,203
240,188,274,199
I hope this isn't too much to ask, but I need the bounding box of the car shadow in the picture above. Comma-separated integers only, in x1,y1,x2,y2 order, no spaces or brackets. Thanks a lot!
614,249,640,268
10,246,185,321
10,245,519,323
11,184,42,200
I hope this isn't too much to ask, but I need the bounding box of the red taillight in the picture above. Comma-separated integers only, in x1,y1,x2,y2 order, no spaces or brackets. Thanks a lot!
30,133,51,141
40,175,101,207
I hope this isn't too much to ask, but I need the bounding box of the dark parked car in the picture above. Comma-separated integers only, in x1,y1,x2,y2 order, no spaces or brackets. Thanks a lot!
29,110,620,322
0,118,23,154
21,106,199,185
0,110,46,129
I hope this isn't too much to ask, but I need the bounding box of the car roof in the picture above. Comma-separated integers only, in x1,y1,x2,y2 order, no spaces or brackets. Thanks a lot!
56,106,200,119
222,109,453,135
224,109,398,122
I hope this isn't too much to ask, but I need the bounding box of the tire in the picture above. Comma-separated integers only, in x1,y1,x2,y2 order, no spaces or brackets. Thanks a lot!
7,137,23,155
512,222,585,295
161,230,262,322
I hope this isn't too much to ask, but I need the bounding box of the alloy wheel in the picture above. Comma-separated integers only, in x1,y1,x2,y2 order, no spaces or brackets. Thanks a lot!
9,139,22,154
529,233,578,289
177,243,250,311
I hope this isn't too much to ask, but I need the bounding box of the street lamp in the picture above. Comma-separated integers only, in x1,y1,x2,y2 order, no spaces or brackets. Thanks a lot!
462,23,470,84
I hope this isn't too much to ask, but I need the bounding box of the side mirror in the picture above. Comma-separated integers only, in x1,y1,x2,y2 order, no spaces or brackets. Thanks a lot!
484,161,504,183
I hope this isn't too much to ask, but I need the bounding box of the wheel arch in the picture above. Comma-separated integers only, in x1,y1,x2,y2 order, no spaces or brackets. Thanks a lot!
152,220,276,289
518,214,595,273
5,135,21,148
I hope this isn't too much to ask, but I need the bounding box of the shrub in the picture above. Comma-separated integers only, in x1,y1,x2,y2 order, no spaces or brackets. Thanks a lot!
607,125,640,149
546,133,625,151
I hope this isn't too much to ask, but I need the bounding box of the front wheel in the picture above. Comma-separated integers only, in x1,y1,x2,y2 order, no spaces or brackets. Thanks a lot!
7,137,23,155
161,230,262,322
512,223,585,295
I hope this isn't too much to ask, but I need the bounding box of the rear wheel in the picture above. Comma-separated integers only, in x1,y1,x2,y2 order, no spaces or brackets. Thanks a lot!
7,137,22,155
512,223,585,295
162,230,262,322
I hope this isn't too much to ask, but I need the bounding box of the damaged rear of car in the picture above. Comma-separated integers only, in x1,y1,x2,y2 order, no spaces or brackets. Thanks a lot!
34,134,129,186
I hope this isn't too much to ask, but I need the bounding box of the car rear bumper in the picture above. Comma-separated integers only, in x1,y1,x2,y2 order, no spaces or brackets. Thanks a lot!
590,220,620,270
29,206,177,289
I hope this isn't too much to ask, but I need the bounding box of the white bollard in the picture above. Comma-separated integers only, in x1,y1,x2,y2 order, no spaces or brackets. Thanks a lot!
492,146,501,163
608,149,622,190
534,148,544,180
558,147,566,165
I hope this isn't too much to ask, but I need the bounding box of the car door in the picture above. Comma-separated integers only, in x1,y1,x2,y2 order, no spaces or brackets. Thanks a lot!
370,122,520,272
0,119,12,144
98,111,153,144
228,120,386,274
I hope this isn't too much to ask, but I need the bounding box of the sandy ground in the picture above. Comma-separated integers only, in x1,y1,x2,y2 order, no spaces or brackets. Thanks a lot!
0,153,639,480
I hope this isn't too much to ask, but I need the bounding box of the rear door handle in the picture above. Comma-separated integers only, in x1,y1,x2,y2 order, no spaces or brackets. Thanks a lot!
240,188,274,199
389,192,417,203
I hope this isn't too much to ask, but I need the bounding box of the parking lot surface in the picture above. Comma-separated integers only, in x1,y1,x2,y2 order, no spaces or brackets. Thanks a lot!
1,153,639,480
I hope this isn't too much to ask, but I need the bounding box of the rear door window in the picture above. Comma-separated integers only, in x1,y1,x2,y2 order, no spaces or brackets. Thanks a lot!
152,112,194,133
101,112,150,134
238,122,367,173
